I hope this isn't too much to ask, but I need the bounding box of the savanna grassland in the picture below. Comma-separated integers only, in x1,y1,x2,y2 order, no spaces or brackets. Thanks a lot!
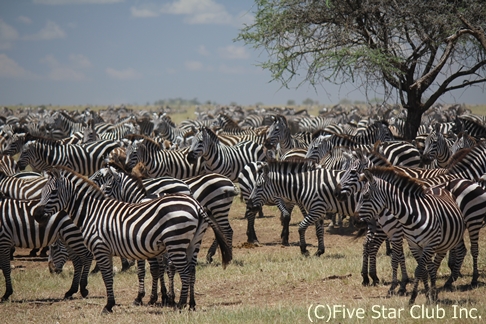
2,199,486,324
2,103,486,324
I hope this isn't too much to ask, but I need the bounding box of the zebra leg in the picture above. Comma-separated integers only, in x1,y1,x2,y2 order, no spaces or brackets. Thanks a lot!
188,264,197,311
367,234,382,287
280,213,291,246
361,230,371,286
63,250,83,299
258,206,264,218
385,238,392,256
314,218,325,256
93,251,116,314
0,247,13,302
121,257,134,272
245,209,259,244
166,260,176,307
39,246,49,257
444,240,467,291
409,248,433,305
29,248,39,257
79,249,92,298
176,264,191,309
470,240,479,287
206,239,218,264
429,252,447,304
133,260,146,306
148,258,160,305
9,247,14,261
392,234,409,296
158,254,169,306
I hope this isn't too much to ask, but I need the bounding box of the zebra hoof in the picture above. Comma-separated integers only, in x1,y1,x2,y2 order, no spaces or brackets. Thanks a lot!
81,288,89,298
133,299,143,306
101,307,113,315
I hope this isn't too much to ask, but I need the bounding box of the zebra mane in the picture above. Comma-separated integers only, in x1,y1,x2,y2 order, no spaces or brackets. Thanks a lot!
125,134,162,150
51,165,106,199
446,140,486,170
106,161,147,196
159,114,176,127
263,159,319,175
202,126,220,143
365,166,425,196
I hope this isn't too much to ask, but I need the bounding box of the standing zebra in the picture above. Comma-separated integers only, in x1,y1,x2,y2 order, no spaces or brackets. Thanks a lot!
33,166,231,313
354,167,466,304
0,199,92,302
16,138,120,176
125,136,205,179
187,126,266,181
246,161,359,256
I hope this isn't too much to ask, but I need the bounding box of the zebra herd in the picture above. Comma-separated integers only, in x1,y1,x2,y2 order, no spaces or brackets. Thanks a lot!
1,104,486,312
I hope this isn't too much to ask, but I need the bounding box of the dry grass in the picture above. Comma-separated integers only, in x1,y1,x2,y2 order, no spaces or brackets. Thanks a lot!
2,199,486,323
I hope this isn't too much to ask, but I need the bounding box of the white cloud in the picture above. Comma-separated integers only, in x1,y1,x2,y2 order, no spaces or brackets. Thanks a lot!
40,54,90,81
185,60,204,71
105,67,142,80
131,0,250,27
18,16,33,24
198,45,210,56
33,0,123,4
130,6,160,18
0,19,19,49
24,21,66,41
69,54,92,68
218,45,250,60
0,54,37,79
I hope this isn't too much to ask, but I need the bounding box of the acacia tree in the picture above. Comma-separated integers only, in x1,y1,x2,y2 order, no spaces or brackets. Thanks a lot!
237,0,486,139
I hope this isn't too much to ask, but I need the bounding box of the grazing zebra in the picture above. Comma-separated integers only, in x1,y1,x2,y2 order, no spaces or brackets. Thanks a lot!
33,166,232,313
187,127,266,181
125,136,205,179
0,199,92,302
246,161,359,256
355,167,466,304
17,138,120,176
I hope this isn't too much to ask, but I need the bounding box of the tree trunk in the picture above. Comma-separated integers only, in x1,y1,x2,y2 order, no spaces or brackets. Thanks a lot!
404,107,424,141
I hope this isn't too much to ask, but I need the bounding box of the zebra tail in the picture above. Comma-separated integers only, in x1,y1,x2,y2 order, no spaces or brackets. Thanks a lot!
202,207,233,269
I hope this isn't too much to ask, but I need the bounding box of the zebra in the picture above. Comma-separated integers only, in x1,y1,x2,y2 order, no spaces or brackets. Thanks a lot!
16,138,121,176
264,115,310,153
239,161,324,247
421,124,458,167
125,136,205,179
354,167,466,304
246,160,360,256
152,113,191,143
0,198,93,302
335,150,486,289
33,166,232,313
187,126,266,182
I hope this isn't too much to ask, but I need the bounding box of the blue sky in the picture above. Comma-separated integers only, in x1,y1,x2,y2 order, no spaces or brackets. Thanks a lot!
0,0,484,107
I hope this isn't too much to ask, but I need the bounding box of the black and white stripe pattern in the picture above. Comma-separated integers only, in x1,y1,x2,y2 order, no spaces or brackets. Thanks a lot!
187,127,266,181
0,199,92,302
355,167,466,305
33,166,231,313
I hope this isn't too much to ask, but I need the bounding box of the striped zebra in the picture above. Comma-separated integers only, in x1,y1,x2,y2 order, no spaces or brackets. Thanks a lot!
239,161,324,247
0,199,92,302
421,125,458,167
187,127,266,181
17,138,120,176
246,161,360,256
125,136,205,179
355,167,466,304
335,151,486,289
264,115,310,153
33,166,232,313
152,113,191,143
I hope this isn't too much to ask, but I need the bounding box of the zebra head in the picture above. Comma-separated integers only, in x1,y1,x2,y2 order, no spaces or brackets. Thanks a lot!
246,164,270,212
124,139,142,170
305,134,332,163
354,170,388,225
187,127,214,163
17,140,37,171
33,168,69,224
264,115,286,149
421,126,441,165
334,150,370,201
48,239,69,274
2,132,26,156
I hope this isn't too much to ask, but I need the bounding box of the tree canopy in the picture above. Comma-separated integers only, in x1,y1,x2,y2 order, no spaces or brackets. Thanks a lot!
237,0,486,139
